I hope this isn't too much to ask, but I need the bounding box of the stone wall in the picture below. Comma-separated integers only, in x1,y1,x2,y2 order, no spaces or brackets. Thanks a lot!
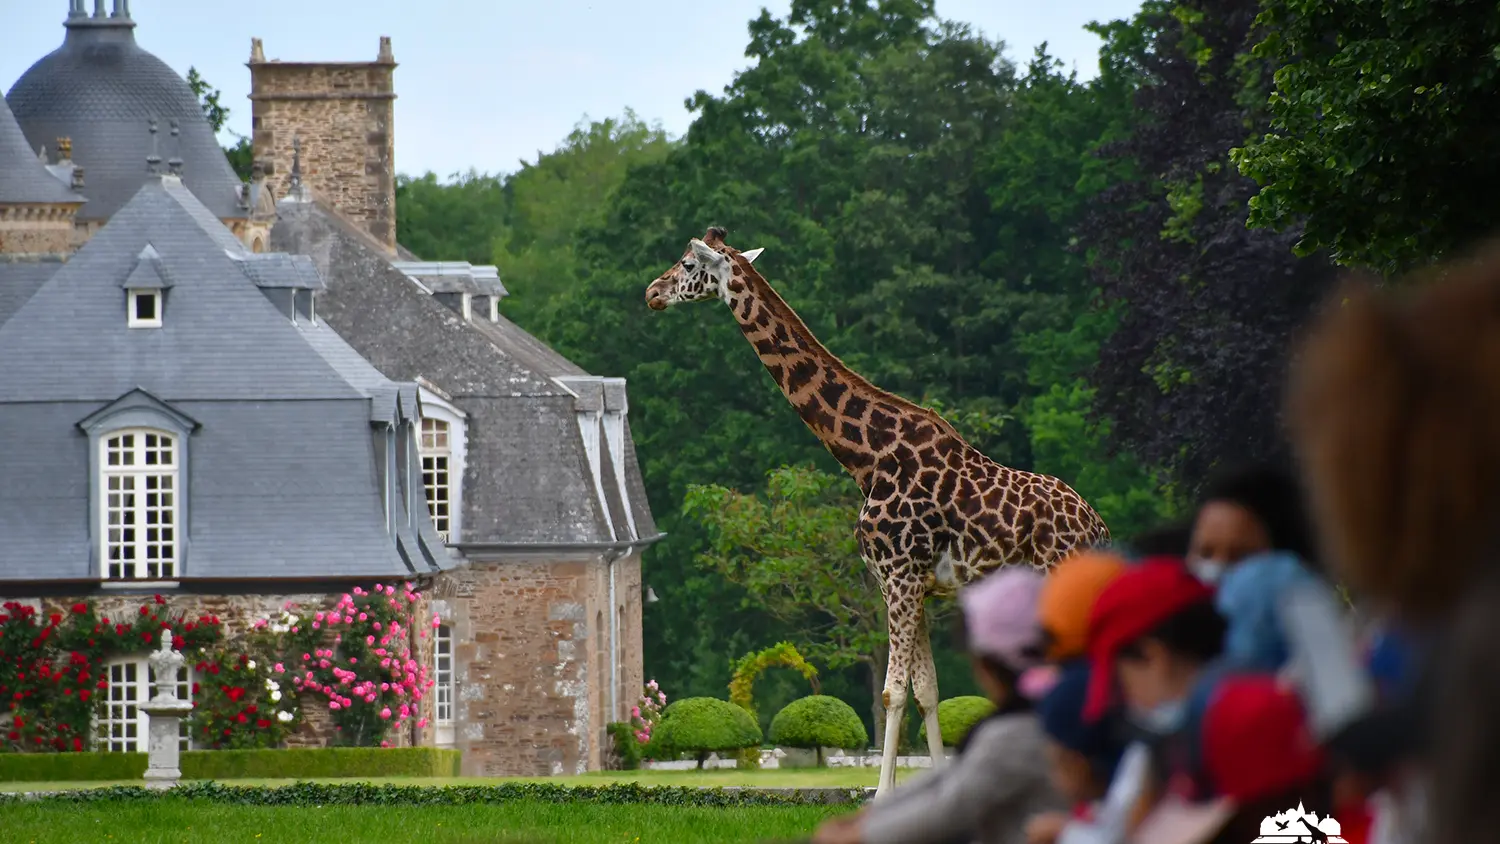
429,553,641,777
247,37,397,252
0,204,77,255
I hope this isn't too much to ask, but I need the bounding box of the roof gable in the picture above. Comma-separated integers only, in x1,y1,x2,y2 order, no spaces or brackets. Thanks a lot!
75,386,201,433
0,177,370,402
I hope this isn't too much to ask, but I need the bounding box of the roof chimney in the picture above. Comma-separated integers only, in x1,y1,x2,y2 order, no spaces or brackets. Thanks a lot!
92,0,106,18
111,0,131,18
68,0,86,19
145,119,161,175
167,121,183,176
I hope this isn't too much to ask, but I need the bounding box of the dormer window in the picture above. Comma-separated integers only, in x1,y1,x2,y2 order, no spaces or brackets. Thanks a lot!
123,244,171,329
127,290,162,328
310,291,318,325
461,293,473,322
489,296,499,323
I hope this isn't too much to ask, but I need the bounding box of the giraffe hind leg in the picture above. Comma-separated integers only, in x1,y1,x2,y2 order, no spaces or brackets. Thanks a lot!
910,605,946,770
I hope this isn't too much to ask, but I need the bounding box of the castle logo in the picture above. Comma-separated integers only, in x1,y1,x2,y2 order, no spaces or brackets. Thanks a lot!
1252,801,1348,843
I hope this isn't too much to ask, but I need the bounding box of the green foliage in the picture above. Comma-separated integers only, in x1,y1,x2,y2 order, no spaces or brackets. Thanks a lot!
917,696,996,747
1234,0,1500,273
607,722,644,770
186,67,254,183
729,643,820,720
0,779,863,807
0,747,459,782
392,1,1164,719
647,698,763,767
768,696,869,754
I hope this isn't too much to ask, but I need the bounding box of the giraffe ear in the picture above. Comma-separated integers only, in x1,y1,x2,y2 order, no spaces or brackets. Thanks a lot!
688,238,722,265
741,248,764,264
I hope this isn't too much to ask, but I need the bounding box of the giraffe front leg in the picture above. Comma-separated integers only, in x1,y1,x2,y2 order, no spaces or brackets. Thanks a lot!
877,593,917,799
910,608,947,772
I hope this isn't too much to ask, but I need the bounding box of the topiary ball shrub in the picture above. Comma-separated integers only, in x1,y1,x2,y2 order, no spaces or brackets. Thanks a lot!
646,697,762,769
769,696,869,767
918,696,996,748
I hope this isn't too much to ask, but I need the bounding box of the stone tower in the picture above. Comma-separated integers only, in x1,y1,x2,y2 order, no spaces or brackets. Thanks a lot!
248,36,398,252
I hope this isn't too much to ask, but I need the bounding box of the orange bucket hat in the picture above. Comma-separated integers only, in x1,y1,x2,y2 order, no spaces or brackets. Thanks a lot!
1039,550,1129,661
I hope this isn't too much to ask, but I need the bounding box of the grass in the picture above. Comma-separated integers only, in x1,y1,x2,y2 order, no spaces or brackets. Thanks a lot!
0,799,843,843
0,765,915,793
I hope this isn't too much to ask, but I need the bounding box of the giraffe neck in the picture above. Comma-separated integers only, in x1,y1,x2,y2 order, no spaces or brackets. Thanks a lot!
721,253,954,494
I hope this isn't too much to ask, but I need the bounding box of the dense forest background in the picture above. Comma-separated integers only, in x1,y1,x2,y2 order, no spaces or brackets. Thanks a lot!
199,0,1499,742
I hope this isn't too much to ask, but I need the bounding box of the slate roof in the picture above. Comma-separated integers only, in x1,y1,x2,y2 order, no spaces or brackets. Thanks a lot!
270,196,660,549
0,174,438,581
5,8,246,221
0,258,63,327
0,93,81,205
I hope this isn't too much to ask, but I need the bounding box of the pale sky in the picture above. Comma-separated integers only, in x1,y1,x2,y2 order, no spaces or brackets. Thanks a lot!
1,0,1140,180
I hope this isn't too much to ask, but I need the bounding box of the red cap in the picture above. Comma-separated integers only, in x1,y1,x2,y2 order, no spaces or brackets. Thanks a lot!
1128,675,1329,844
1082,559,1213,721
1201,675,1325,802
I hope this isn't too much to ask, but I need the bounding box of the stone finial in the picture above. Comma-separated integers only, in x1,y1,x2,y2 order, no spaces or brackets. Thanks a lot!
147,635,185,700
378,36,394,62
250,37,265,63
145,119,161,175
56,137,72,160
290,135,303,189
167,121,183,176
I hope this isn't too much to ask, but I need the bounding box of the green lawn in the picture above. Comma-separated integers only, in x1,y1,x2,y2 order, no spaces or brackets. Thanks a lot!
0,766,912,793
0,799,842,843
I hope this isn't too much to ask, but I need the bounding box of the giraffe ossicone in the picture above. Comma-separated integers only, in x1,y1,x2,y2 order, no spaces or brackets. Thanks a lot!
645,227,1111,798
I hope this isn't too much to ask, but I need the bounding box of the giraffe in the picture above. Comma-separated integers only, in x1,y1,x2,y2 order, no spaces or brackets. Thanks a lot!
645,227,1111,796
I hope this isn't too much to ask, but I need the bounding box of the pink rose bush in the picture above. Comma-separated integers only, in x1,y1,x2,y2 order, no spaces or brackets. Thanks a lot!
631,679,666,745
258,584,434,747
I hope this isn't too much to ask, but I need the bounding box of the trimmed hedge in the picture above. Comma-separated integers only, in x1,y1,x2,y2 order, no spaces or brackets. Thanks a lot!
0,747,460,783
768,696,868,754
917,696,996,747
646,698,762,767
0,781,870,807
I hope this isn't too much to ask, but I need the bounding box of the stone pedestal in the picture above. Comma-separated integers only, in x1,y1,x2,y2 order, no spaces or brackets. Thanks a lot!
139,637,193,790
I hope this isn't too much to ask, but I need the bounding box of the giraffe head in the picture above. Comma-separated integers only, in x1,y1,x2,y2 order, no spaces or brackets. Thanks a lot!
644,226,764,311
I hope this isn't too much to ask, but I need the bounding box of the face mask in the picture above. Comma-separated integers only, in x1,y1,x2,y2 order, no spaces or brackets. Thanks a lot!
1188,557,1226,585
1129,697,1188,735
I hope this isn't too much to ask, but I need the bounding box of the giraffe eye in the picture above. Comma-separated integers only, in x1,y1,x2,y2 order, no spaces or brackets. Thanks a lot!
682,261,696,271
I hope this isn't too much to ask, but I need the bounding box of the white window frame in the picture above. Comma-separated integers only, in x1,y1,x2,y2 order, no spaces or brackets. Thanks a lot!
419,418,453,542
127,290,162,328
416,390,466,544
101,428,180,581
310,291,318,325
434,623,455,746
489,296,499,323
97,656,193,752
461,292,473,322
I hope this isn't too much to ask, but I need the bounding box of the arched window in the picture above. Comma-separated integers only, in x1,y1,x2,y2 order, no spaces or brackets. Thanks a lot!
102,429,179,580
419,418,452,541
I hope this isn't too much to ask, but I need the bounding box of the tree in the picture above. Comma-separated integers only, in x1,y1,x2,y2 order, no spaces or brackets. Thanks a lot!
1077,0,1336,492
685,466,893,739
186,66,254,182
1232,0,1500,274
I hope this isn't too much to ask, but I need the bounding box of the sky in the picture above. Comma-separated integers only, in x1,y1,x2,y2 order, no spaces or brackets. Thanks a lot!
1,0,1141,181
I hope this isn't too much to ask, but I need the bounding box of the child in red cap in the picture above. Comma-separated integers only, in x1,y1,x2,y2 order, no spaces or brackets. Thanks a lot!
1129,674,1369,844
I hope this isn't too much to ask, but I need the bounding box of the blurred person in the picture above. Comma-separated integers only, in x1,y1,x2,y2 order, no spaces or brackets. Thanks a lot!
1280,246,1500,842
1037,550,1129,664
1023,662,1126,844
1126,521,1194,560
1126,674,1366,844
811,568,1065,844
1186,463,1319,585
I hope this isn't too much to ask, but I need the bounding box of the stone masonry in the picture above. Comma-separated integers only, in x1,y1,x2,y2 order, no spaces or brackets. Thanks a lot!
0,204,78,255
247,36,398,252
427,552,644,777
